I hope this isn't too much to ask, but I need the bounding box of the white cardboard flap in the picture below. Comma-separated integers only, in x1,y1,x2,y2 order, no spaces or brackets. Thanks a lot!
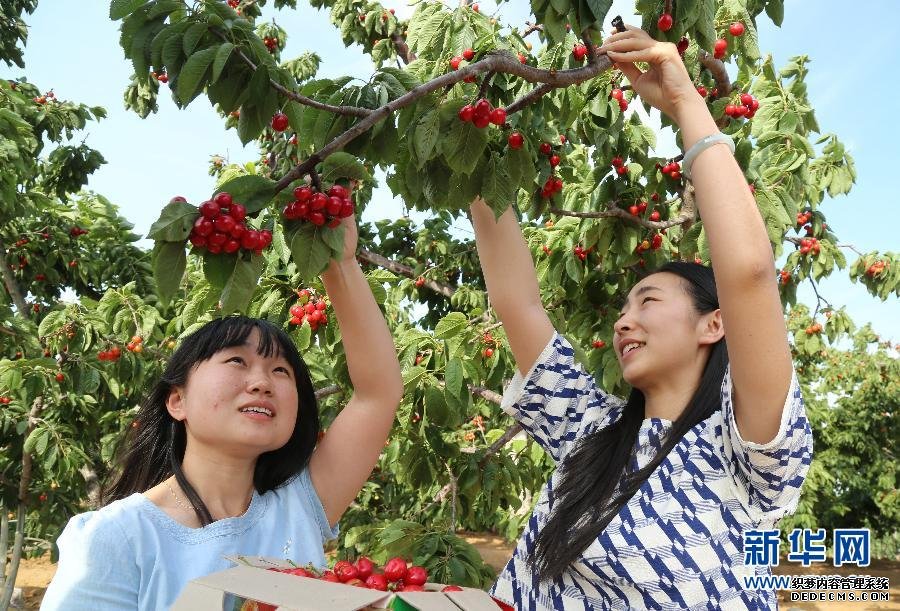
445,589,505,611
173,565,384,611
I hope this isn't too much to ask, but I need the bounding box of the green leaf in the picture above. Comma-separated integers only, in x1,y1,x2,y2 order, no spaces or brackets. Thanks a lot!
319,152,370,184
481,153,517,208
445,358,465,401
442,121,488,175
411,110,440,168
220,255,265,314
203,251,238,288
585,0,614,23
425,386,450,427
110,0,147,20
152,242,186,306
183,21,208,56
289,224,332,280
321,224,345,256
211,42,234,83
147,200,196,241
214,175,277,214
176,45,218,104
434,312,468,339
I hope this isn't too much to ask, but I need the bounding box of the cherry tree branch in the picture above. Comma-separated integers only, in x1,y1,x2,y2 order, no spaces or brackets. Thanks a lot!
550,184,696,228
390,33,416,64
698,51,731,98
357,248,456,297
314,384,342,400
212,28,372,117
0,237,30,317
273,51,616,193
478,423,524,469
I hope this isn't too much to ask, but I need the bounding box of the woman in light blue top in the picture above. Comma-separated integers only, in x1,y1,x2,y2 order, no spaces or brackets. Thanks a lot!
41,213,403,610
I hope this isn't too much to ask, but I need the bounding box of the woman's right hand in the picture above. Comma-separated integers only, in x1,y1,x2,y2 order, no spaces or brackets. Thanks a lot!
599,25,701,124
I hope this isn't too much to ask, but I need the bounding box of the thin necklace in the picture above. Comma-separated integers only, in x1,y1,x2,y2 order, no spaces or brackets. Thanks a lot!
165,479,252,518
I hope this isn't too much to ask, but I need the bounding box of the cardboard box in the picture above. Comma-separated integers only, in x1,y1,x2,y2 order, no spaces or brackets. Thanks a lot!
171,556,503,611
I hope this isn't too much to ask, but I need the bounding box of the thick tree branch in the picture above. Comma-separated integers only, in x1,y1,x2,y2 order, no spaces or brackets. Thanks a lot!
273,51,616,193
698,51,731,98
314,384,342,400
390,33,416,64
357,248,456,298
478,423,524,468
0,237,29,317
467,384,503,404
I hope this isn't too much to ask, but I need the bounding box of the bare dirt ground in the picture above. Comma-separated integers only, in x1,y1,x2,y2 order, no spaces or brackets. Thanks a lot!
9,533,898,610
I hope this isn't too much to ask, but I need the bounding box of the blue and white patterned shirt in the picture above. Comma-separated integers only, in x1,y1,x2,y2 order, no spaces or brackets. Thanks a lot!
490,333,813,610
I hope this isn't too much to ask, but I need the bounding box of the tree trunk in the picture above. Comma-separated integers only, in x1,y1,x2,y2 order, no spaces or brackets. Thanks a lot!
0,503,26,611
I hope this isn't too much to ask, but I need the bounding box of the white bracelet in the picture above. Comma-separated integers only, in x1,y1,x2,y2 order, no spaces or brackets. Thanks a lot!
681,132,735,180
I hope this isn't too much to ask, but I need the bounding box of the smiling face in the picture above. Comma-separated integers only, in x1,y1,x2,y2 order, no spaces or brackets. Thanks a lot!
165,328,299,459
613,272,720,391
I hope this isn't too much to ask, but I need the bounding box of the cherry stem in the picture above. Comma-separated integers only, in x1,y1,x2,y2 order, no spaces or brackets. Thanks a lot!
308,165,322,192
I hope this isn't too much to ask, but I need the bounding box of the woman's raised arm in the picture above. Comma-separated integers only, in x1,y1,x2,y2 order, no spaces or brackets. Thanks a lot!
309,212,403,526
470,198,555,376
603,27,793,443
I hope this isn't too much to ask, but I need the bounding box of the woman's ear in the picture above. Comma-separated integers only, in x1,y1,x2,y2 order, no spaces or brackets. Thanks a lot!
166,387,187,421
698,309,725,346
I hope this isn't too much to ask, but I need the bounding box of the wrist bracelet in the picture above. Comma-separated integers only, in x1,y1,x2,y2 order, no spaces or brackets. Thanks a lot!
682,132,735,180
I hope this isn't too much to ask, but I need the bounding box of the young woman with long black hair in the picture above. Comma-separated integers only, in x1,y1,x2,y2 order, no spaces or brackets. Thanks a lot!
472,26,813,609
41,213,403,610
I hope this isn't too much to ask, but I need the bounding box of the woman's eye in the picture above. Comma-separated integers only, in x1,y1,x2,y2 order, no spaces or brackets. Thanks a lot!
227,356,245,364
642,297,656,305
274,366,290,375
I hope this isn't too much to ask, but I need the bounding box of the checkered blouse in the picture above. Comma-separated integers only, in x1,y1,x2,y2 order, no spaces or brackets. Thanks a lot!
490,333,813,610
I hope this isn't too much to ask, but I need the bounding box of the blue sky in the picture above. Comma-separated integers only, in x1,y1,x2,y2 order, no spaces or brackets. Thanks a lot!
4,0,897,341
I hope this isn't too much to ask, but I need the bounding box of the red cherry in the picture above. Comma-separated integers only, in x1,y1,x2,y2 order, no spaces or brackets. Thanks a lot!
333,561,359,583
517,53,526,64
328,184,348,199
714,39,727,59
611,88,624,101
229,203,247,222
696,86,707,97
593,340,606,349
657,13,673,32
508,132,524,149
618,98,628,111
616,166,627,176
462,48,475,61
472,114,491,129
729,22,745,36
340,201,354,217
549,154,560,167
308,211,326,226
740,93,753,106
383,557,408,583
676,37,689,54
489,107,507,125
449,56,462,70
199,200,220,218
310,192,328,210
326,196,343,216
271,112,289,132
471,3,479,12
474,98,492,117
649,210,661,222
55,373,65,382
294,186,312,201
365,573,388,591
628,205,640,216
240,231,260,251
402,585,425,592
539,142,552,155
189,234,208,248
169,196,187,204
213,192,233,208
483,347,494,358
611,156,623,167
405,566,428,586
458,105,475,122
442,585,464,592
213,214,236,234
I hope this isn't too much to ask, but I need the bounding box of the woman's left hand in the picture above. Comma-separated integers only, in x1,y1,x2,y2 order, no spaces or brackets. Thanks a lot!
599,25,699,123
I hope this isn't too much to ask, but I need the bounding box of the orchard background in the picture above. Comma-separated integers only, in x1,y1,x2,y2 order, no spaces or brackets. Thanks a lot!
1,0,898,606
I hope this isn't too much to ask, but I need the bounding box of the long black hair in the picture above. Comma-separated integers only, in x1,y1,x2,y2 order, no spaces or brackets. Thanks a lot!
530,262,728,580
101,316,319,526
